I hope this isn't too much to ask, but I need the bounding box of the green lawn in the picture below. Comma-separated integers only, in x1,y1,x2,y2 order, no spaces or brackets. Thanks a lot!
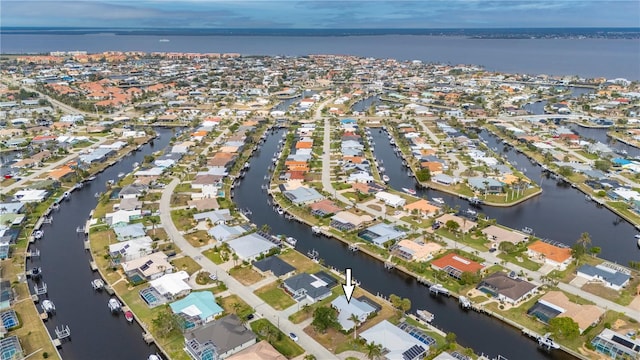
202,248,226,264
250,319,304,359
218,294,254,318
497,252,542,271
170,256,202,275
254,282,296,310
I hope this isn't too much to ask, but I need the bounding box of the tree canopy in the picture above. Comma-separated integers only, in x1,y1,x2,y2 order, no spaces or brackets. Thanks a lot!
311,306,339,333
548,317,580,339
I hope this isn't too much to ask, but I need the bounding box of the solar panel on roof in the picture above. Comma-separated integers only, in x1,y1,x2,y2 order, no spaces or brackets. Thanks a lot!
402,345,425,360
612,335,635,349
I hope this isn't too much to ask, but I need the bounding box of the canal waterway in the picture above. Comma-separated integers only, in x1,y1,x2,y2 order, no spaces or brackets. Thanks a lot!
26,128,173,360
570,125,640,158
369,128,640,266
234,128,573,360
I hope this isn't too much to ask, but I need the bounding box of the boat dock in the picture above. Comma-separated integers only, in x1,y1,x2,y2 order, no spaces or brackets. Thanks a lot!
53,325,71,347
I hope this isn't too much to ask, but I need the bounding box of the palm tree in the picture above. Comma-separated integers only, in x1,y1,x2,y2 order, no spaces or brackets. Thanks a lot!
365,342,383,360
149,217,159,236
577,232,591,251
231,302,241,314
349,313,361,339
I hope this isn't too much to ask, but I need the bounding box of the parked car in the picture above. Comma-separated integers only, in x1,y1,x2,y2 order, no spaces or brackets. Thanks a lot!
289,333,299,342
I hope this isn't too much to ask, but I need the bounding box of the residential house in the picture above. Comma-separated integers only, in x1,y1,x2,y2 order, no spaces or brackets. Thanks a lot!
282,273,333,303
360,320,428,360
105,209,141,226
121,252,173,281
591,329,640,359
576,264,630,291
392,240,442,262
119,183,147,199
13,189,48,203
403,199,440,217
184,314,257,360
374,191,406,208
283,186,324,205
227,233,278,261
108,236,153,262
149,271,192,300
193,209,233,225
113,223,147,241
207,224,245,242
330,211,373,231
331,296,376,331
170,291,223,328
482,225,529,249
477,272,538,305
252,256,296,278
527,240,573,270
226,341,286,360
431,253,485,280
528,291,604,334
358,223,406,247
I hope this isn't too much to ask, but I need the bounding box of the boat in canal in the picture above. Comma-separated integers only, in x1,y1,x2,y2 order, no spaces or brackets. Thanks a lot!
382,174,390,183
148,354,162,360
432,197,445,205
312,226,321,235
117,172,125,178
416,309,434,323
125,310,134,323
91,278,105,291
402,187,417,196
285,237,297,246
33,230,44,239
538,333,560,350
42,299,56,314
108,298,121,313
521,227,534,235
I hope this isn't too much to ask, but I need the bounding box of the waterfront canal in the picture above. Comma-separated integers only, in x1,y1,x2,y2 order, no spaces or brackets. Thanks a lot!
370,128,640,266
234,128,573,360
27,128,173,360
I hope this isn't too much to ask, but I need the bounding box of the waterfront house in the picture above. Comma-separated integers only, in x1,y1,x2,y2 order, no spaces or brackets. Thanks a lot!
591,329,640,359
193,209,233,225
119,183,147,199
528,291,604,334
430,253,484,280
226,233,278,261
331,296,376,331
358,223,406,247
403,199,440,217
79,147,114,164
283,186,324,205
13,189,48,203
48,165,75,181
482,225,529,249
0,202,24,214
252,256,295,278
188,198,219,212
105,209,141,226
170,291,223,328
308,199,341,217
526,240,573,270
360,320,427,360
330,211,373,231
113,223,146,241
392,239,442,262
467,177,504,194
374,191,406,208
149,271,192,300
477,271,537,305
432,173,457,186
207,224,245,242
108,236,153,262
184,314,256,360
434,214,477,233
282,273,333,303
121,252,173,282
576,264,630,291
227,341,286,360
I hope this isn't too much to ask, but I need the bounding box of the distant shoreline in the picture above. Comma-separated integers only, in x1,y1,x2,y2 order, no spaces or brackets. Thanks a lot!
2,27,639,39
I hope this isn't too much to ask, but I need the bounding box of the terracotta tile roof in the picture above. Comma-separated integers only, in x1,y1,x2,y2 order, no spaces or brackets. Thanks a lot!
431,252,484,273
527,241,572,263
49,165,74,180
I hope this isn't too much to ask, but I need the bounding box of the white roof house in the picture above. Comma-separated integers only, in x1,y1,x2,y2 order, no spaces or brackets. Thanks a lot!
13,189,48,203
108,236,153,261
105,209,141,226
121,252,173,281
149,271,192,299
331,296,376,331
227,233,278,261
375,191,406,208
360,320,427,360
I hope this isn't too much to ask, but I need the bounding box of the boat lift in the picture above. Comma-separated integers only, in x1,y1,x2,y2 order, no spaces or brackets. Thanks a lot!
54,325,71,344
34,282,48,296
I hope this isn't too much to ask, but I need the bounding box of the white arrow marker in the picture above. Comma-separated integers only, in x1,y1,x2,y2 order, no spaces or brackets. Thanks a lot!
342,268,355,303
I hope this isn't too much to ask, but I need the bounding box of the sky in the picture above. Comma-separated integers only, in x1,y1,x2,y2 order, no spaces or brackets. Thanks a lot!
2,0,639,29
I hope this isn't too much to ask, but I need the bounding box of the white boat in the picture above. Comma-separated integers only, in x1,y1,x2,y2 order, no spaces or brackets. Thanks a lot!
465,209,477,216
117,172,125,178
637,238,640,248
108,298,121,313
634,235,640,239
538,333,560,350
42,300,56,313
285,237,297,246
87,175,97,181
432,198,445,205
91,278,105,291
133,162,140,168
416,309,434,323
33,230,44,239
379,167,385,173
522,227,534,235
382,175,390,183
159,39,170,42
402,188,417,196
148,354,162,360
312,226,321,235
276,208,284,215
